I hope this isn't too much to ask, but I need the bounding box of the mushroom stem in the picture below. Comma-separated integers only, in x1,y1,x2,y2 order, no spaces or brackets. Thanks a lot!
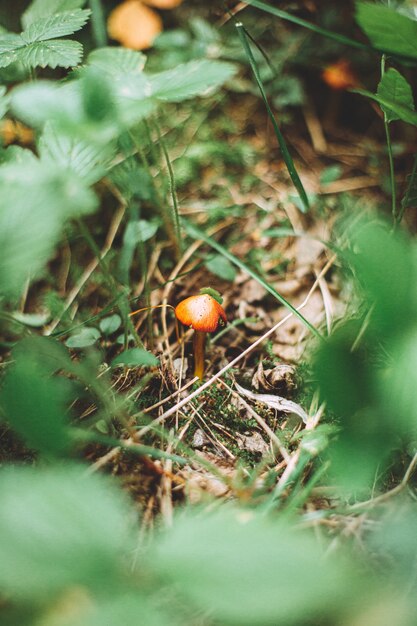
193,330,206,380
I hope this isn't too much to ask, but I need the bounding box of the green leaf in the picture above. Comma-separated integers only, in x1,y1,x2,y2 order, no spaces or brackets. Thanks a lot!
11,311,50,327
0,159,97,298
22,9,91,43
99,314,122,335
0,34,25,68
88,46,146,77
0,10,89,69
22,0,88,28
0,345,71,456
11,80,79,127
354,87,417,127
377,68,415,123
205,254,237,282
65,326,101,348
127,219,159,243
356,2,417,59
150,59,237,102
347,219,415,333
153,507,354,624
199,287,223,304
19,38,83,68
111,348,159,368
0,464,135,599
38,121,114,184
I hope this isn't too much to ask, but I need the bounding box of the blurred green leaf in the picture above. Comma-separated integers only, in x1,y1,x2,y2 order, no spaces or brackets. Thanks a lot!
65,326,100,348
99,314,122,335
347,219,415,333
38,122,114,185
0,464,135,599
11,80,80,128
377,69,415,124
11,311,50,327
356,2,417,59
0,345,71,456
57,593,177,626
0,159,97,298
126,219,159,244
153,507,355,624
149,59,237,102
88,46,146,76
320,164,342,185
205,254,237,281
379,328,417,434
111,348,158,368
313,320,372,418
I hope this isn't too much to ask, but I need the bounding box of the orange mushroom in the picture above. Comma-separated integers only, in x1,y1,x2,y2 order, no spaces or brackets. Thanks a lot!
321,59,358,91
175,292,227,380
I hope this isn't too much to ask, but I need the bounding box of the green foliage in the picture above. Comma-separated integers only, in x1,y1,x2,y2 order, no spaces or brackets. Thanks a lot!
149,59,237,102
313,217,417,488
152,507,358,625
0,464,136,600
377,68,416,124
111,347,159,368
3,3,417,626
0,153,97,298
99,314,122,335
205,254,237,282
65,326,101,348
356,1,417,59
0,339,72,457
0,9,90,69
22,0,88,28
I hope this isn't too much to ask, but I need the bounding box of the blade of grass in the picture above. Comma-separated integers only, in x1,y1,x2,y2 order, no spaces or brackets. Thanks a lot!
185,221,323,340
153,119,183,259
245,0,369,51
236,23,310,213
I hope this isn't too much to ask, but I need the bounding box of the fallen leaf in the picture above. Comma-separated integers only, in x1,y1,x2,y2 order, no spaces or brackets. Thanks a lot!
107,0,162,50
235,382,309,424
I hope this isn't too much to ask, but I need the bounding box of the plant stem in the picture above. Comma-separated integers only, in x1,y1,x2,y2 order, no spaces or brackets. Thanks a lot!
89,0,107,48
193,330,206,380
381,55,397,221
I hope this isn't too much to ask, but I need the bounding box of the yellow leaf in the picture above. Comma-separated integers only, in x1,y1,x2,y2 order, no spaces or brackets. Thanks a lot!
107,0,163,50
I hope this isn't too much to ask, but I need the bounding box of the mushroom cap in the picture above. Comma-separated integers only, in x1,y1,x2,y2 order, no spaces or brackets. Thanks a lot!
175,294,227,332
